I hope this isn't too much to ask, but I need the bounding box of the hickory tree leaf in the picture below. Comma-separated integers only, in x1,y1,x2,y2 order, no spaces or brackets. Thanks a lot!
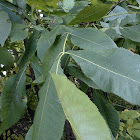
64,26,117,51
37,27,61,62
67,48,140,105
43,33,69,77
32,35,68,140
120,24,140,43
17,0,26,9
10,23,28,42
19,29,40,69
30,62,42,79
93,90,120,138
62,0,75,12
25,126,33,140
66,66,99,89
32,74,65,140
51,74,112,140
0,66,27,134
1,0,140,139
0,1,22,23
0,47,14,66
0,11,11,46
69,3,113,25
104,6,128,22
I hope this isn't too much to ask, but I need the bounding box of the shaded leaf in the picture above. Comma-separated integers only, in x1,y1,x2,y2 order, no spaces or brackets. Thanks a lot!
37,28,59,62
19,30,40,68
10,24,28,42
0,11,11,46
0,66,27,134
17,0,26,8
66,66,99,89
51,74,111,140
0,47,14,66
93,90,120,137
0,1,21,23
30,62,42,79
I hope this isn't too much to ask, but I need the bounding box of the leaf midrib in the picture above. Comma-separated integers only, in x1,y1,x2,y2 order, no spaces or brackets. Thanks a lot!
35,76,51,140
63,27,117,49
66,52,140,84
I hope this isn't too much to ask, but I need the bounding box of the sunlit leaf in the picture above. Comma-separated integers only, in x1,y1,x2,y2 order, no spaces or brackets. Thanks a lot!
69,3,112,25
52,74,112,140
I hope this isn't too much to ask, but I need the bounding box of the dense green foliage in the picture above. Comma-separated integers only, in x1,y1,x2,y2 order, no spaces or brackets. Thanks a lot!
0,0,140,139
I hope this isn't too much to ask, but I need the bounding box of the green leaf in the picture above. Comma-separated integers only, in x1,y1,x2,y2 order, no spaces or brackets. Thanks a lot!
10,24,28,42
51,74,112,140
90,0,101,4
0,47,14,66
120,24,140,42
17,0,26,8
69,3,112,25
93,91,120,137
120,110,140,119
32,35,67,140
30,62,42,79
132,123,140,138
62,0,75,12
32,75,65,140
0,11,11,46
64,27,117,51
0,1,21,23
123,39,137,50
37,27,59,62
19,30,40,68
104,6,128,22
0,66,27,134
67,48,140,105
43,34,68,77
25,126,33,140
120,13,140,27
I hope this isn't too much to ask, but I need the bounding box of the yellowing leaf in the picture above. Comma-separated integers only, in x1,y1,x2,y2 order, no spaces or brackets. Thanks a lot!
51,74,111,140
